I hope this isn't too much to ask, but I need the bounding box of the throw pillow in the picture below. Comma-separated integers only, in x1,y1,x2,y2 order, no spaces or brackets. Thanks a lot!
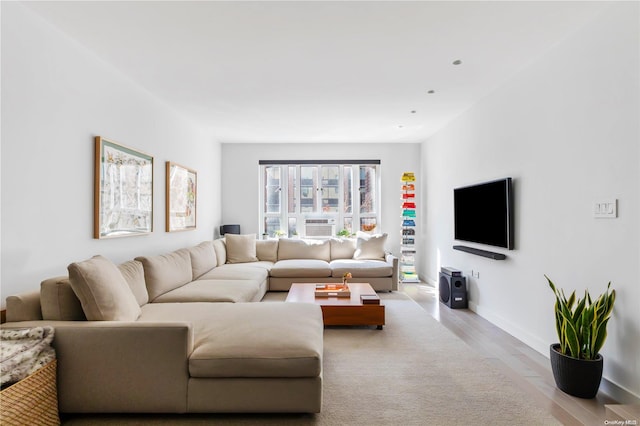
225,234,259,264
68,255,141,321
354,233,388,260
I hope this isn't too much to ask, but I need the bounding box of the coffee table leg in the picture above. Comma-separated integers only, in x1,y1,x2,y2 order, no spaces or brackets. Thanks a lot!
377,325,383,330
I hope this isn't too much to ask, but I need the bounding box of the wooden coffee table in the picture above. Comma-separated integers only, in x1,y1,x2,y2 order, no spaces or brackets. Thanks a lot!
286,283,385,329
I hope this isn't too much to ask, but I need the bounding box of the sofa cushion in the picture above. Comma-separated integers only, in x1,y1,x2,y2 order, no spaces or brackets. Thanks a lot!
136,249,192,301
198,264,269,282
118,260,149,306
67,255,141,321
212,239,227,266
354,233,387,260
256,239,278,262
138,303,323,378
225,234,259,264
236,261,274,272
152,280,262,303
330,259,393,278
41,277,86,321
330,238,356,260
192,303,322,378
187,241,217,279
270,259,331,278
277,238,330,262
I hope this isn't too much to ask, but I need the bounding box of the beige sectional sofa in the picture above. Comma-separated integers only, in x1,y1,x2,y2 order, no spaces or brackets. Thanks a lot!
2,234,397,414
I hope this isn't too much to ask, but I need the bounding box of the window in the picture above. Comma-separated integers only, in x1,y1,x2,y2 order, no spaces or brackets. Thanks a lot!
259,161,381,237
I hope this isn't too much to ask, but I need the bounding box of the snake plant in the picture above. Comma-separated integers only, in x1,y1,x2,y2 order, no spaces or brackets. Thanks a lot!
546,275,615,360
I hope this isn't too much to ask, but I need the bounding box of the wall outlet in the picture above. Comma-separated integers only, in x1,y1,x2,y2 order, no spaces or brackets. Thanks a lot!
471,270,480,279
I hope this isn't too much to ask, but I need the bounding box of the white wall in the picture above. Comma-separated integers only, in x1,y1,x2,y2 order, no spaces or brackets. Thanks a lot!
422,3,639,399
221,143,421,256
1,2,222,306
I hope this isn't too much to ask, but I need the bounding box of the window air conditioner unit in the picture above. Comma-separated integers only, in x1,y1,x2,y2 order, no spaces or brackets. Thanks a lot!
304,218,336,237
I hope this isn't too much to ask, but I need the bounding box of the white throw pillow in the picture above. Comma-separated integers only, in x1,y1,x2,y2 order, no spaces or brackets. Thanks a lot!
225,234,259,264
67,255,141,321
354,233,388,260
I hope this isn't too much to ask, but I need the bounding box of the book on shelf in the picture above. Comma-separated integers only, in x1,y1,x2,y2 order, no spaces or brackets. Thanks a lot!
401,172,415,182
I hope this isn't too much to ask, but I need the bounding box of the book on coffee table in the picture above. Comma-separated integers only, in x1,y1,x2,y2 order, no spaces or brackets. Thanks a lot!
360,294,380,305
314,284,351,298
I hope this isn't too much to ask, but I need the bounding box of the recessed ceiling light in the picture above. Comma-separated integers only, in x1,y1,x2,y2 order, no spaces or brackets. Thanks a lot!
453,59,462,65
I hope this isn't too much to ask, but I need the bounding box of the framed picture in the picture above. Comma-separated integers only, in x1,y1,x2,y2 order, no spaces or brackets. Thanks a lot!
166,161,197,232
94,136,153,239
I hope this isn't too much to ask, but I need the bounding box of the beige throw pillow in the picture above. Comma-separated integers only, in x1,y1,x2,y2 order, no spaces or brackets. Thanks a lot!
68,255,141,321
225,234,259,264
354,233,388,260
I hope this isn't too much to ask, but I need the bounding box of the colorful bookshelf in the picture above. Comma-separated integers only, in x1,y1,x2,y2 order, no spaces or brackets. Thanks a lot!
400,172,419,283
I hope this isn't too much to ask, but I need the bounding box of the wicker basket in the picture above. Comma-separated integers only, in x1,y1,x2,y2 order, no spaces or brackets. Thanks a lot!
0,360,60,425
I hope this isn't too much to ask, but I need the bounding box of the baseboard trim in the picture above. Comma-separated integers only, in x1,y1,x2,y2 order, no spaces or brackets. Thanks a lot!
473,302,640,403
601,380,640,405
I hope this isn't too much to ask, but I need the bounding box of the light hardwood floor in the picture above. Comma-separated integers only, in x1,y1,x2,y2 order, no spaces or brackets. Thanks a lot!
400,282,638,426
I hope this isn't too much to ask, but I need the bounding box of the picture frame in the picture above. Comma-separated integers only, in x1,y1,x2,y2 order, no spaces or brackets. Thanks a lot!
94,136,153,239
166,161,197,232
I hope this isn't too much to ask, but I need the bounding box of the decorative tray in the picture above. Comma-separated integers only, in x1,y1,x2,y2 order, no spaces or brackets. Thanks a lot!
314,284,351,298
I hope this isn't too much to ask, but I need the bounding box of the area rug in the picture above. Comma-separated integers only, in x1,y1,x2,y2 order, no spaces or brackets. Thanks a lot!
62,292,560,425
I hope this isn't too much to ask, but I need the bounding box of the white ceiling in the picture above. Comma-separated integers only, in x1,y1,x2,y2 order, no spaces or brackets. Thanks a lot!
24,1,611,144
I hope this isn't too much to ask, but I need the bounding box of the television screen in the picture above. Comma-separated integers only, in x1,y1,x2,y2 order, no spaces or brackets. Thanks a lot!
454,178,513,250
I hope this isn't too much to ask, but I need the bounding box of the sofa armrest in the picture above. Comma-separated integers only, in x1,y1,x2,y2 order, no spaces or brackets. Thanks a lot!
6,290,43,322
58,321,192,413
3,320,193,413
385,253,399,291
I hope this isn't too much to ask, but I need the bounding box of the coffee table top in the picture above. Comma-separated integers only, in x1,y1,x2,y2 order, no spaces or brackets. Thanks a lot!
286,283,378,306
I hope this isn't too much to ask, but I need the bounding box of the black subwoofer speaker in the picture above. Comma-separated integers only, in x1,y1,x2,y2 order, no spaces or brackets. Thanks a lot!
439,272,468,309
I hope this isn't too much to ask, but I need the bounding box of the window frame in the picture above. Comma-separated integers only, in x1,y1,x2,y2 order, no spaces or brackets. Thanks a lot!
259,160,381,238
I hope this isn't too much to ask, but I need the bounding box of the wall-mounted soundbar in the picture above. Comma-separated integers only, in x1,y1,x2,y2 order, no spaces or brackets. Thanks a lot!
453,245,507,260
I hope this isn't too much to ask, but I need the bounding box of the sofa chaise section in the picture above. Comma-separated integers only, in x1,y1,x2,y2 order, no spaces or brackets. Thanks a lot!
140,302,323,413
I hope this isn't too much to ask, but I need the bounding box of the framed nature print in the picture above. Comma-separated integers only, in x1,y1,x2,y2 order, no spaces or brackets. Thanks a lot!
166,161,197,232
94,136,153,239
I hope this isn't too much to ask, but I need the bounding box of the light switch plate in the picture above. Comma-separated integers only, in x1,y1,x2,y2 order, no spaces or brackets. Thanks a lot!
594,199,617,218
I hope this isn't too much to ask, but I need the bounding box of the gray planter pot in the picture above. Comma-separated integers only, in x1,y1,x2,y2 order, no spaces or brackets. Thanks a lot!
549,344,603,399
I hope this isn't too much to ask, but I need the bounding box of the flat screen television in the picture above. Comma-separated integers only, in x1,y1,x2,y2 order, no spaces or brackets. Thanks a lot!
454,177,513,250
